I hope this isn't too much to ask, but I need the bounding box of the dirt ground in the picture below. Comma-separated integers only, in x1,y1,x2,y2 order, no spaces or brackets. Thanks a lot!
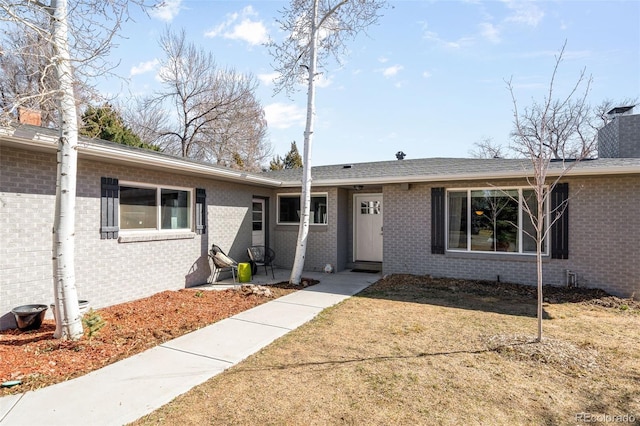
0,280,317,396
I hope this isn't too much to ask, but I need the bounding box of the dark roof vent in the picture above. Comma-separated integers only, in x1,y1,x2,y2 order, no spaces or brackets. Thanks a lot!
606,105,635,118
343,164,353,169
396,151,406,160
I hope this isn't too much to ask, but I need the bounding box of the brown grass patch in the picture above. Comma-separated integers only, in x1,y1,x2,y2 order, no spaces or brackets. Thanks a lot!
132,274,640,426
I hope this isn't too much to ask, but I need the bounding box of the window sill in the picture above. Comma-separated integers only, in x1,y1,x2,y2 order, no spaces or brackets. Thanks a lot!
445,250,549,263
118,231,196,243
275,224,327,232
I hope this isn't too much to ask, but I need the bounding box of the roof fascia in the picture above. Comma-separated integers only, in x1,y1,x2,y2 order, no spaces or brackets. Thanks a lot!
277,165,640,188
0,127,283,188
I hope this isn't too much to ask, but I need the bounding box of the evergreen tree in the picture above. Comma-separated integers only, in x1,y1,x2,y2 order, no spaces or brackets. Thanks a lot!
80,104,159,151
269,141,303,170
284,141,303,169
269,155,285,170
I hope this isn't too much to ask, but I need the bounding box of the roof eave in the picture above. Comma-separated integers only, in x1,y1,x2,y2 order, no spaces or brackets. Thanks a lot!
81,141,282,187
0,127,283,188
278,165,640,187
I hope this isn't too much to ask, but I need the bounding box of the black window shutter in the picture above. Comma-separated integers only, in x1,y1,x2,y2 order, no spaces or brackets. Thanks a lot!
551,183,569,259
431,187,445,254
195,188,206,235
100,177,119,239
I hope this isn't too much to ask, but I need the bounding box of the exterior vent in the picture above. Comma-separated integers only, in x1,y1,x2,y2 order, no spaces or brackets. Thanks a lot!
606,105,635,119
343,165,353,169
566,270,577,288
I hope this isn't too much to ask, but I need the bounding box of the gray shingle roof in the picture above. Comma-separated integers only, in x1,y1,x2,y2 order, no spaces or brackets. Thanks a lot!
5,124,639,187
264,157,640,186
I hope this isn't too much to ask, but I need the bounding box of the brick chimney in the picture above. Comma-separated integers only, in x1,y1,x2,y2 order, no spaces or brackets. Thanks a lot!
17,107,42,126
598,110,640,158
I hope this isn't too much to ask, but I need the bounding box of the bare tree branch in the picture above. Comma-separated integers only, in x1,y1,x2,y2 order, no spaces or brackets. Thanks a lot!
468,137,509,159
125,29,270,170
268,0,386,284
508,41,593,342
0,0,153,340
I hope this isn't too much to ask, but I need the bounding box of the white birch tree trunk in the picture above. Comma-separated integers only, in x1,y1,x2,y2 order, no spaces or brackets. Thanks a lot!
289,0,319,285
50,0,83,339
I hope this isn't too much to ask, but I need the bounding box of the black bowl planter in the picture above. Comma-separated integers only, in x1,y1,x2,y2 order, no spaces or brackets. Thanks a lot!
11,304,48,331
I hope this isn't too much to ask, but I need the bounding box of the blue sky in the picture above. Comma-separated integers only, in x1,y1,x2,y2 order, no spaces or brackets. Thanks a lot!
102,0,640,166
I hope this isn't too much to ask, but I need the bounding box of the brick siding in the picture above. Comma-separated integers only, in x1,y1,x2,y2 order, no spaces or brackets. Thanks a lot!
2,142,638,330
598,114,640,158
383,177,640,299
271,187,339,273
0,145,270,329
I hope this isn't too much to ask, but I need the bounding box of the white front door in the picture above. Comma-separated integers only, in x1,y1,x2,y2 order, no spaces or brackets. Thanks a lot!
252,199,265,246
355,194,383,262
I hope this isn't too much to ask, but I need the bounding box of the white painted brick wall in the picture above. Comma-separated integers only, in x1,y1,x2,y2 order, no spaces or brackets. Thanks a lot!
383,177,640,299
272,187,339,273
0,146,271,329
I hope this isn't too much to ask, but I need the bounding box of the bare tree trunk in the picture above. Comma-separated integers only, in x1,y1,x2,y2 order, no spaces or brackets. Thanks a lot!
289,0,319,285
536,198,544,342
50,0,82,339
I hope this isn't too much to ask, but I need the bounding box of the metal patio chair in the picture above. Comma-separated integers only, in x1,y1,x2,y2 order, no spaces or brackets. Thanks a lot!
247,246,275,279
209,244,238,283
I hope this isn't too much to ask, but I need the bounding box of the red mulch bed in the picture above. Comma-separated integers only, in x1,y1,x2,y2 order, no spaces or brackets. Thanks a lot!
0,281,317,396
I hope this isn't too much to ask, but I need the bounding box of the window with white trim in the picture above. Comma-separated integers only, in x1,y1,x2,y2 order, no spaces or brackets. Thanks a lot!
278,193,327,225
447,188,546,254
120,183,192,231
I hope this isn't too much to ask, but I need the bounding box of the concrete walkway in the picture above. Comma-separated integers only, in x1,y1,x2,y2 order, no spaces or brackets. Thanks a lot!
0,270,378,426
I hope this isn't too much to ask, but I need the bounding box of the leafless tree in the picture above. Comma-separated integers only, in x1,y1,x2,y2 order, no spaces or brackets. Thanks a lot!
134,29,270,170
592,97,638,128
508,52,597,161
202,101,270,172
0,23,59,125
122,97,166,147
468,137,509,159
508,41,595,342
0,0,149,340
268,0,386,284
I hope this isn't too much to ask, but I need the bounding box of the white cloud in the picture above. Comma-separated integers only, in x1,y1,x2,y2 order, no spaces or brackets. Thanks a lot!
205,6,268,46
226,19,269,45
503,0,544,27
204,22,226,39
150,0,182,22
378,56,389,63
382,65,404,78
422,71,432,79
314,74,333,88
479,22,501,44
258,72,279,86
423,29,475,49
130,59,159,77
264,103,306,129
